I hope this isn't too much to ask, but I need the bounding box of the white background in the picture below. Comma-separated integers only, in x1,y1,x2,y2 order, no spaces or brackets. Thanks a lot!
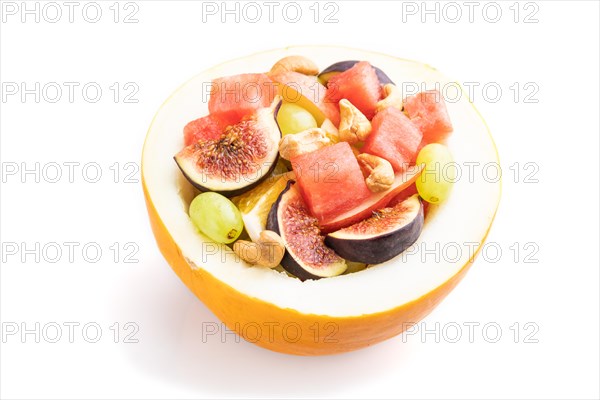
1,1,599,399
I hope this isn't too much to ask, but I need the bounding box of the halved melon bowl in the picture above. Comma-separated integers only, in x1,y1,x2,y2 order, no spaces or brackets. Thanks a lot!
141,46,501,356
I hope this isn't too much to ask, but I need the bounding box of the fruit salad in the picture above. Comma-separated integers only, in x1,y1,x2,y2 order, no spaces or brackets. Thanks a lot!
174,55,455,281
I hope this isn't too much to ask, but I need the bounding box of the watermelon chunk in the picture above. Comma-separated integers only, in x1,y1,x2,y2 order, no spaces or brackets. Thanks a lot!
388,183,419,207
291,142,371,223
183,114,233,146
403,90,453,144
325,61,383,119
208,73,276,122
362,107,423,172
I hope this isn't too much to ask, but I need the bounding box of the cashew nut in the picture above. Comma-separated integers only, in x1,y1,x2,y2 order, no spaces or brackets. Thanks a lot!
320,119,340,144
338,99,372,144
375,84,403,113
357,153,395,192
278,128,330,160
233,230,286,268
269,55,319,76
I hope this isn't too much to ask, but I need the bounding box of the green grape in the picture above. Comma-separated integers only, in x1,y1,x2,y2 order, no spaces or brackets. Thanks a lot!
189,192,244,244
415,143,455,204
276,103,317,136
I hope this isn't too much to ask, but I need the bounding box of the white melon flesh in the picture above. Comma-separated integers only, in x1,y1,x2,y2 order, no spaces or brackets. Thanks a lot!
142,46,501,318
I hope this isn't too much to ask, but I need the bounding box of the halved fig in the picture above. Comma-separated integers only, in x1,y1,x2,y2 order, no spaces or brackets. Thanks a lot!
326,194,423,264
266,181,347,281
174,98,283,197
319,165,423,233
318,60,395,86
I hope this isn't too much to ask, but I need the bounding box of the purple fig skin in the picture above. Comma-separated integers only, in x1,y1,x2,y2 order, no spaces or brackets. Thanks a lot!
325,196,424,264
267,181,344,282
175,158,280,197
319,60,395,86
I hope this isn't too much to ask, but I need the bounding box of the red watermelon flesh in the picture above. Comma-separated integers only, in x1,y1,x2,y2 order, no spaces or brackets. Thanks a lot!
208,73,276,122
291,142,372,224
388,183,429,217
362,107,423,172
403,90,453,144
388,183,419,207
325,61,383,119
183,114,234,146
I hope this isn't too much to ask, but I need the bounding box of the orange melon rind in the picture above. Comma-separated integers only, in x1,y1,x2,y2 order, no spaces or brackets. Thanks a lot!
142,46,501,355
